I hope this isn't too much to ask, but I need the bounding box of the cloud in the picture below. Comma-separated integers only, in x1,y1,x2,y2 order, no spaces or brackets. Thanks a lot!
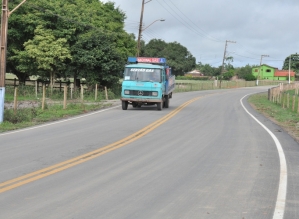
105,0,299,68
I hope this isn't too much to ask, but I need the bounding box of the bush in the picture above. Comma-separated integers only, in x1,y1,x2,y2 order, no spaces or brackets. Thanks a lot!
243,74,257,81
221,70,234,80
4,108,37,124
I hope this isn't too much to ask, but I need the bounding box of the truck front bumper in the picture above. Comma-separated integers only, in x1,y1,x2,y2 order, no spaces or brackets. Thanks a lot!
120,98,162,103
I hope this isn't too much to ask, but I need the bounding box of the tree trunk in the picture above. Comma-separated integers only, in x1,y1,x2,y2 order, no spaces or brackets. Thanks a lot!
50,72,55,95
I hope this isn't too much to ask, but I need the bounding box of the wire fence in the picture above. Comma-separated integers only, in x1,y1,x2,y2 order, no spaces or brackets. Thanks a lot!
175,80,281,92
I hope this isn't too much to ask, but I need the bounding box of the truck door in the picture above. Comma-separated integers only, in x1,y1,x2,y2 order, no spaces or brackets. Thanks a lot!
162,69,166,93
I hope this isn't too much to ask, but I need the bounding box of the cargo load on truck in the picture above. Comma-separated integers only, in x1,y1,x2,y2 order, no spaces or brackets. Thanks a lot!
121,57,175,111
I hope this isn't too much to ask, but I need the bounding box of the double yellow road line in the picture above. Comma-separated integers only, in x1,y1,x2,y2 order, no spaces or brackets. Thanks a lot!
0,97,201,194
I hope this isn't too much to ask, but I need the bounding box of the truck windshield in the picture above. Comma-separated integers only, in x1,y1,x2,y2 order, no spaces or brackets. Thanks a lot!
124,68,161,82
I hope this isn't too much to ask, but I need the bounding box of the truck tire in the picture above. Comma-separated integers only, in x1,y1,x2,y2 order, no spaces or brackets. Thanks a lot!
157,102,162,111
164,96,169,108
122,101,128,110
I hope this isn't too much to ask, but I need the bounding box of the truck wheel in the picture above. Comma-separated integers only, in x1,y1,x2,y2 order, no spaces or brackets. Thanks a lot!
157,102,162,111
164,96,169,108
122,101,128,110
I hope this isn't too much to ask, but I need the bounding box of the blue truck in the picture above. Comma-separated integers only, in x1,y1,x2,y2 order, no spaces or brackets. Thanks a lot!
121,57,175,110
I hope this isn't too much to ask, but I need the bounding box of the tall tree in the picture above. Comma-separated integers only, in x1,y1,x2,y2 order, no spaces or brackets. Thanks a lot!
24,25,71,91
6,0,136,86
143,40,196,76
282,53,299,74
235,64,257,81
142,39,168,57
71,30,123,87
200,64,215,76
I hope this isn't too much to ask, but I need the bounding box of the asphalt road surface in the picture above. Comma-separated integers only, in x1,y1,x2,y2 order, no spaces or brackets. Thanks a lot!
1,86,299,219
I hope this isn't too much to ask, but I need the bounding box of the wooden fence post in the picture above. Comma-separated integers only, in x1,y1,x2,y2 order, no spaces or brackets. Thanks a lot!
63,85,67,110
70,83,73,99
14,87,18,115
42,85,45,111
287,93,290,109
95,84,98,101
35,80,38,98
81,84,84,103
105,86,108,100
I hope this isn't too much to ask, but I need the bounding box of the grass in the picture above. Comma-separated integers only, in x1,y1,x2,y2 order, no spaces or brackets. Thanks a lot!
0,102,113,133
1,85,119,133
248,92,299,141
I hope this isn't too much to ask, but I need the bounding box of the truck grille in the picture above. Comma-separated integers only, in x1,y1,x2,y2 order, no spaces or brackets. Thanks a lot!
127,90,152,96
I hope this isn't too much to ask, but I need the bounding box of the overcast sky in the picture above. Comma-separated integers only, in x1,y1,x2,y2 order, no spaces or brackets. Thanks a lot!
103,0,299,69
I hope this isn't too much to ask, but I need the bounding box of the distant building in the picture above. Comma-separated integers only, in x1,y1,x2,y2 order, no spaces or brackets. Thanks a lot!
252,64,295,81
184,70,204,77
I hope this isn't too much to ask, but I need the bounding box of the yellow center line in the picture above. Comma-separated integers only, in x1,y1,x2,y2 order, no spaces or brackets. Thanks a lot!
0,96,201,193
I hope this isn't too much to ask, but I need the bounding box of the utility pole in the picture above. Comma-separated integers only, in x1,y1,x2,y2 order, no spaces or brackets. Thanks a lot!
256,54,269,86
288,55,291,84
221,40,236,74
136,0,145,57
136,0,154,57
0,0,9,123
0,0,27,123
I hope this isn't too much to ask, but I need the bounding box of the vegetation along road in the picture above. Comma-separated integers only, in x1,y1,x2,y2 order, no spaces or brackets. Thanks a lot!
0,86,299,219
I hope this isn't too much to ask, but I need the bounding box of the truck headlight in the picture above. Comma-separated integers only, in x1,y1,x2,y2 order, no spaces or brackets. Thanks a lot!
152,91,158,96
124,90,130,95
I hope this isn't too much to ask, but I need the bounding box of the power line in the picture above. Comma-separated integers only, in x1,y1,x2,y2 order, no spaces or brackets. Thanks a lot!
165,0,223,42
156,0,223,43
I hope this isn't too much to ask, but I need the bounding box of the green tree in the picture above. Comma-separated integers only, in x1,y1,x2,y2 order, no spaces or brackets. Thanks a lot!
200,64,215,76
221,69,234,80
213,66,222,76
235,64,256,81
6,0,136,87
282,53,299,74
24,25,71,91
143,40,196,76
164,42,195,76
142,39,168,57
195,62,202,70
71,30,123,87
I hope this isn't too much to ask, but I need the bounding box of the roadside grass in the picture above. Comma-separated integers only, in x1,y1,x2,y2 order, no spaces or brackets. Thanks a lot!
0,101,113,133
248,92,299,141
1,84,122,132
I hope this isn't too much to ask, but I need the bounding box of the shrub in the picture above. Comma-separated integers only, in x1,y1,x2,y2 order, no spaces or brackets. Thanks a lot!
4,108,34,124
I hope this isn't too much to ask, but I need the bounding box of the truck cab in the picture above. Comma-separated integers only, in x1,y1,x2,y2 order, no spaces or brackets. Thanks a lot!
121,57,175,111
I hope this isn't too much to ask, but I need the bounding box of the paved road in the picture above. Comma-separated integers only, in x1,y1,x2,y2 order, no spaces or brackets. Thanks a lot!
0,87,299,219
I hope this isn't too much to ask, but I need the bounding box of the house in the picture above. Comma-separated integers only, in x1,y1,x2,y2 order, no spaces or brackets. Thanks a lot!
184,70,203,77
252,64,295,81
274,70,295,81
